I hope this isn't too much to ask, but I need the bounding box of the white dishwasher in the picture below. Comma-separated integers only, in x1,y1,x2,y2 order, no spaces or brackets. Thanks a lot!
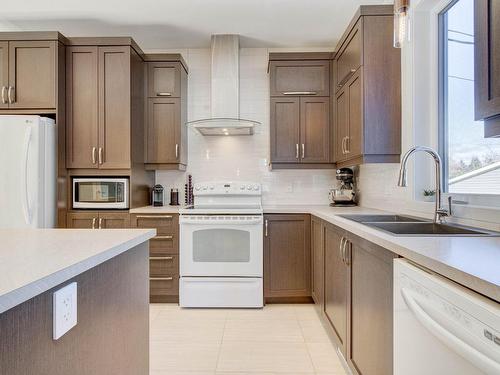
394,259,500,375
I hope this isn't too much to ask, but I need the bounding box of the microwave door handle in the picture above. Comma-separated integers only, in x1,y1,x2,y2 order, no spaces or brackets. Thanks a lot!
401,288,500,374
21,126,32,226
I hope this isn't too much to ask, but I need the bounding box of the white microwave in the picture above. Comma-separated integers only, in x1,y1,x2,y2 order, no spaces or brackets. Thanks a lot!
73,178,129,209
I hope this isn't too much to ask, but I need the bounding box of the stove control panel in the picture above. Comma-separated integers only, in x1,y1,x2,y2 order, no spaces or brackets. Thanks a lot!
194,181,261,196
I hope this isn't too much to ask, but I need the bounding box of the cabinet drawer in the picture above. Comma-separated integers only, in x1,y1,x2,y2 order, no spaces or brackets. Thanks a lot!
147,62,181,98
150,234,178,256
336,22,362,90
131,214,178,235
270,60,330,97
150,275,179,296
150,255,179,276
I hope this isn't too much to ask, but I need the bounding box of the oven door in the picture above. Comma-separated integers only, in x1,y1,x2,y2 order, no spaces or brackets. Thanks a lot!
180,215,263,277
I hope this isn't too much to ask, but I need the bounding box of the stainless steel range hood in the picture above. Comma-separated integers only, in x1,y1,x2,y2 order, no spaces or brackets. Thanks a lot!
187,34,260,136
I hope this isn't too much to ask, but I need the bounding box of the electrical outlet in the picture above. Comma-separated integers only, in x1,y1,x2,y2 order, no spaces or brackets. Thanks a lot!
53,282,77,340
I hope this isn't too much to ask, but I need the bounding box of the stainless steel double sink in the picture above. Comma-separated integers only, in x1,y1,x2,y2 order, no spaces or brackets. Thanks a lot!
338,214,499,237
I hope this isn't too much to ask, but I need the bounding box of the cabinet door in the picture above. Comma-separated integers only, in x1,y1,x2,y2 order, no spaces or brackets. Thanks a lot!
475,0,500,136
147,62,181,98
335,88,349,162
270,97,300,163
264,214,311,299
8,41,56,109
66,46,99,169
336,22,362,92
311,216,324,309
0,42,8,109
270,60,330,97
66,212,98,228
348,239,395,375
146,98,180,163
324,223,348,355
98,46,131,169
346,70,362,159
99,212,130,229
300,97,330,163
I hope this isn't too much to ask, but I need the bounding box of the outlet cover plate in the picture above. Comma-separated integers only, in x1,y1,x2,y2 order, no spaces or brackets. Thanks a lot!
53,282,77,340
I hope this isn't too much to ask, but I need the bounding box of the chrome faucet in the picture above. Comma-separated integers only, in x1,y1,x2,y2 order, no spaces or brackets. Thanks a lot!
398,146,451,223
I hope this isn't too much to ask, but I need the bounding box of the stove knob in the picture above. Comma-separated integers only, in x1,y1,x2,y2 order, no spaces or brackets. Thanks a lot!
247,185,252,190
253,185,259,190
195,186,201,191
209,185,215,190
202,186,208,190
240,185,245,190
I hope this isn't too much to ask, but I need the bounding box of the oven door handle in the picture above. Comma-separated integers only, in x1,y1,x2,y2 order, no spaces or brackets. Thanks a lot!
180,217,263,225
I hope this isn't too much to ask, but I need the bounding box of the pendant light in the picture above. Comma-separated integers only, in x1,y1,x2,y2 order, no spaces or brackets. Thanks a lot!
394,0,410,48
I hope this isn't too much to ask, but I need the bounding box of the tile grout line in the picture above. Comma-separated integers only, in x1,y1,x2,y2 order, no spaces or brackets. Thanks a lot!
214,312,229,373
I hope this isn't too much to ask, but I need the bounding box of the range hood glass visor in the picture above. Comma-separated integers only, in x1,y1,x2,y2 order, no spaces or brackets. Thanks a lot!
187,118,259,136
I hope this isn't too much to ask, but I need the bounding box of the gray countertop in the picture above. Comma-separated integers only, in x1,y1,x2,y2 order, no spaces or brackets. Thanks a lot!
0,228,156,314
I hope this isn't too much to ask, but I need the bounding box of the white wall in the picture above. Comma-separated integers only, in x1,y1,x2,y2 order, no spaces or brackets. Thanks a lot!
155,48,337,205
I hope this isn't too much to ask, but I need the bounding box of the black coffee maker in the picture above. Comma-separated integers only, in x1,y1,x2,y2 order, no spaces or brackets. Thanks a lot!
329,168,356,206
152,185,164,207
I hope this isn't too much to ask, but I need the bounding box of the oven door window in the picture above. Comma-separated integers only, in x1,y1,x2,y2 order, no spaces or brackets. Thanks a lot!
192,228,250,262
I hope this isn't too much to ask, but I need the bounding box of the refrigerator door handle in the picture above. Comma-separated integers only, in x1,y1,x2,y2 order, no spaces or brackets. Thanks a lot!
21,126,33,225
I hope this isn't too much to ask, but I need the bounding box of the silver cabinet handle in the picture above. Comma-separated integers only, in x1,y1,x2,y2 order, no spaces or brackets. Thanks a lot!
301,144,305,159
337,69,357,88
156,92,172,96
91,217,96,229
150,277,174,281
339,237,345,262
265,219,268,237
341,137,346,154
98,217,103,229
1,86,6,104
152,235,174,240
295,144,299,159
175,144,179,158
282,91,317,95
7,86,14,104
98,147,103,164
150,256,174,260
92,147,97,164
345,136,350,154
136,215,173,219
343,239,350,266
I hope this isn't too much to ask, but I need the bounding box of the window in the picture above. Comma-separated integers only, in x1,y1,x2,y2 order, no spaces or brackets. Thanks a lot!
439,0,500,196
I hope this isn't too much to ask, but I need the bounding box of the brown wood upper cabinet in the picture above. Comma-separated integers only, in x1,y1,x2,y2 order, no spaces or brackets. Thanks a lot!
475,0,500,137
269,53,333,169
270,59,330,97
0,40,57,109
332,6,401,167
66,45,140,169
144,55,188,170
264,214,311,301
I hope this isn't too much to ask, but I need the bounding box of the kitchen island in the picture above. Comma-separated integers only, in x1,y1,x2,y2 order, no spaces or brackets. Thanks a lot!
0,228,155,375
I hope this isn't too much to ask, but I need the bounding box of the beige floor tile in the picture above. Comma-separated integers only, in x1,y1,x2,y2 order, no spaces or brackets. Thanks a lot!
298,319,331,343
150,341,220,372
226,304,297,320
223,319,303,342
156,306,230,321
294,304,320,320
151,317,225,342
151,372,214,375
217,341,314,373
306,342,346,373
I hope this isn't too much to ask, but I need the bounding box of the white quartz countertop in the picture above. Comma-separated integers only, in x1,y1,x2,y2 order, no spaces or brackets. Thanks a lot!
264,205,500,302
0,228,155,314
129,205,182,214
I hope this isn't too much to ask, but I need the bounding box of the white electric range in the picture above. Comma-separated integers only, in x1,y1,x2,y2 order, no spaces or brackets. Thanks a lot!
179,181,263,308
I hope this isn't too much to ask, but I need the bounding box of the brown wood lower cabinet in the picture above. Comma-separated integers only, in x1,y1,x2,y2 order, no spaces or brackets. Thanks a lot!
264,214,311,302
313,216,396,375
66,211,129,229
130,213,179,303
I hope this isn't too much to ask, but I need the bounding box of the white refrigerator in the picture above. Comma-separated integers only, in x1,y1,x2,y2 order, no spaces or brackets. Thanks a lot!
0,115,56,228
